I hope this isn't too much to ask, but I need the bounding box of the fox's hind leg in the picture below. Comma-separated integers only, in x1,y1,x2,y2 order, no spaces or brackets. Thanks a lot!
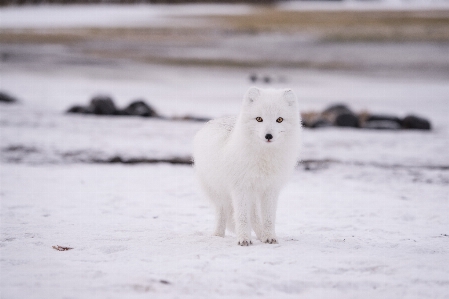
226,204,235,233
199,180,227,237
213,204,227,237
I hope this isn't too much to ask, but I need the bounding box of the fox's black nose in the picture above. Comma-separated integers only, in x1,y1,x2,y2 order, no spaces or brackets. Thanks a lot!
265,134,273,140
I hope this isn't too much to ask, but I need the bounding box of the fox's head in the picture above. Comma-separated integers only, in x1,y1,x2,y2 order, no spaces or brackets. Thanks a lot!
238,87,300,145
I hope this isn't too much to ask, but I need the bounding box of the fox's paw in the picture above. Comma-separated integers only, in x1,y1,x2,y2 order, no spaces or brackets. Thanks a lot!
237,239,252,246
262,237,278,244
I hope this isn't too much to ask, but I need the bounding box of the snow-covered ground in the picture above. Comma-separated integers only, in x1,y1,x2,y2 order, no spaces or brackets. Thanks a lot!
0,4,253,29
1,161,448,299
1,60,448,299
1,4,449,299
1,64,448,166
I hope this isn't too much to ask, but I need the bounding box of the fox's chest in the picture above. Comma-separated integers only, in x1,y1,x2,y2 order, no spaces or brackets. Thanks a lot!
250,156,280,174
236,150,288,179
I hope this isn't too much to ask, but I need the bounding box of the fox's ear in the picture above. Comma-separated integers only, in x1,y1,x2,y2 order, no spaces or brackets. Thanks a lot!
245,87,260,104
283,89,297,106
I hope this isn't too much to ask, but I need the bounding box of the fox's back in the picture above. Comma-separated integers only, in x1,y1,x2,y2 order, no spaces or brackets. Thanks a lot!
193,116,236,166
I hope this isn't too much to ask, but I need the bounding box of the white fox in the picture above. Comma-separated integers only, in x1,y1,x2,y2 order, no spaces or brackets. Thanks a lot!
193,87,301,246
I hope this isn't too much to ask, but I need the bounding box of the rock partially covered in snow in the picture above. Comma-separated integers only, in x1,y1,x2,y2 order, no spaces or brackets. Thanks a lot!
322,104,353,116
120,100,158,117
322,104,360,128
310,118,333,128
366,114,403,125
67,105,93,114
67,95,117,115
363,120,402,130
301,104,432,131
362,114,403,130
67,96,158,118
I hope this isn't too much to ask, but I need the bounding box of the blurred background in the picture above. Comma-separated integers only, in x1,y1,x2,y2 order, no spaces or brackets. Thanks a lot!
1,0,448,164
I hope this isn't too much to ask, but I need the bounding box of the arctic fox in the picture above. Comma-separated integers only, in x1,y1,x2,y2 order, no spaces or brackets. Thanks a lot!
193,87,301,246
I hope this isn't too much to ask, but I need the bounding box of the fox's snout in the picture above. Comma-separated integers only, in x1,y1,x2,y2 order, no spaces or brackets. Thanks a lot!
265,134,273,141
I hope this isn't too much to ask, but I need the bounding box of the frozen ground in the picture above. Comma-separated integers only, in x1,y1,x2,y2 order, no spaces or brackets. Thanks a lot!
0,4,253,29
1,3,449,299
1,161,448,299
1,60,449,299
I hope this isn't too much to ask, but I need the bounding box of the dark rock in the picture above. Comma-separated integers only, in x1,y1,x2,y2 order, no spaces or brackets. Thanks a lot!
121,100,158,117
322,104,359,127
0,91,18,103
310,118,333,128
334,113,359,128
322,104,352,115
89,95,117,115
402,115,431,130
67,105,93,114
363,120,401,130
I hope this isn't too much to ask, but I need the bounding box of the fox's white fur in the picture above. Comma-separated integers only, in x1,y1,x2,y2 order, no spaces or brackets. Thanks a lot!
193,87,301,246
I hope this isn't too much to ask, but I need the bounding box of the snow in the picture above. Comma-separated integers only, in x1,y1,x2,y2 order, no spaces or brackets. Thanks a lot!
279,0,449,11
1,3,449,299
1,61,448,299
0,4,252,29
1,163,448,298
1,65,448,167
2,1,449,30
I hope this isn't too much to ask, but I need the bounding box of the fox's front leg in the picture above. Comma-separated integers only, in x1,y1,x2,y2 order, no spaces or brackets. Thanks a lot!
232,191,252,246
260,190,279,244
251,202,263,241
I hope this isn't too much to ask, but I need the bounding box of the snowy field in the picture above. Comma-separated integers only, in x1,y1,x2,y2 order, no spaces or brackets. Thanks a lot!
1,3,449,299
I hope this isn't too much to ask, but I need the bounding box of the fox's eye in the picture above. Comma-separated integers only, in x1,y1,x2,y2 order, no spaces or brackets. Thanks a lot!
256,117,263,122
276,117,283,123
